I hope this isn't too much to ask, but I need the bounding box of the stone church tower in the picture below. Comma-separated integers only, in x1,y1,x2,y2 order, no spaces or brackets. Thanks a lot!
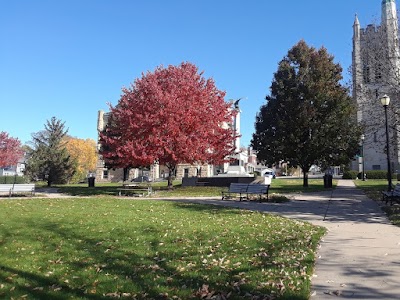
353,0,400,172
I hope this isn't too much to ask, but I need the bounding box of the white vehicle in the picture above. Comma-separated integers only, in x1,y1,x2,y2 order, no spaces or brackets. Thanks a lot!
263,169,276,179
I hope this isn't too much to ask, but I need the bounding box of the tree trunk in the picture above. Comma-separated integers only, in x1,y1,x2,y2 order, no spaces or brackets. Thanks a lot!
302,170,309,188
167,165,176,190
123,167,130,182
167,175,173,190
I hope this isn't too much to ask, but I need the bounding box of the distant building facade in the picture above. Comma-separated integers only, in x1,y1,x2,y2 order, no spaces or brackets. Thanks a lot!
0,156,26,177
96,110,161,182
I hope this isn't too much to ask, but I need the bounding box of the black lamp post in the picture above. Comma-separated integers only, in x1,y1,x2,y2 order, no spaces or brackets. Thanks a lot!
380,95,392,191
361,134,365,181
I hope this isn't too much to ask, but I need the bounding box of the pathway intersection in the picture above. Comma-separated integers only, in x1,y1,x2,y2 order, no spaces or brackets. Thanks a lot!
173,180,400,299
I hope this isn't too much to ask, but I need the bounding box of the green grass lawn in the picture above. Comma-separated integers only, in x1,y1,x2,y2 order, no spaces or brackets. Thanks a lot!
269,179,337,194
353,179,387,201
0,198,326,300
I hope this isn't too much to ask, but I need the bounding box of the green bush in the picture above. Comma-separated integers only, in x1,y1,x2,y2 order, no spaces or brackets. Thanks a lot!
0,176,28,184
365,170,395,179
342,170,358,179
344,170,396,180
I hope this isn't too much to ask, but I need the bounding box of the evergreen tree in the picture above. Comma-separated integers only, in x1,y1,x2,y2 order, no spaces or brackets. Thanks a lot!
252,40,361,187
26,117,75,186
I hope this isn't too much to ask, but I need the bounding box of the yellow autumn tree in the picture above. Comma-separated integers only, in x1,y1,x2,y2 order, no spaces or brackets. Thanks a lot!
64,137,97,183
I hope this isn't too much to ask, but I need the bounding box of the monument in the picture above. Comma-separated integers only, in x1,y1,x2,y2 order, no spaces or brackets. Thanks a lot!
219,98,252,177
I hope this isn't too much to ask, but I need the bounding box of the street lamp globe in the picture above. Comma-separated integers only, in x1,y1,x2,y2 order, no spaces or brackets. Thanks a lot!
379,94,392,191
381,94,391,107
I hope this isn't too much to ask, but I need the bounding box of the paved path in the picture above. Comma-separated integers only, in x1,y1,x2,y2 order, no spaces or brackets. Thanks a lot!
171,180,400,299
35,187,81,198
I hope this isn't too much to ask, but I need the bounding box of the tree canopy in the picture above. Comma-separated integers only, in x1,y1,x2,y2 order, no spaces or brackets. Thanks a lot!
26,117,75,186
251,40,361,187
0,131,23,168
64,137,97,183
100,62,236,188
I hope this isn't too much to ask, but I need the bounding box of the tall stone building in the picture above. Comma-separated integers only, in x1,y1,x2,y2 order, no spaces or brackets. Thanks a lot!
353,0,400,172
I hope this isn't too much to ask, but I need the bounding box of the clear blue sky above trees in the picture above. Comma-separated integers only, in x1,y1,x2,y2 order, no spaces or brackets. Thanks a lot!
0,0,381,147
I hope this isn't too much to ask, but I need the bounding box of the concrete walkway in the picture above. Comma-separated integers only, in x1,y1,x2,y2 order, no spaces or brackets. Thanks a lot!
173,180,400,299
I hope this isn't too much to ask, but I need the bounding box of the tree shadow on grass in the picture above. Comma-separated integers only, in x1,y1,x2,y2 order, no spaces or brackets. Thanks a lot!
0,264,107,300
382,205,400,225
52,186,119,197
170,201,247,215
0,211,315,300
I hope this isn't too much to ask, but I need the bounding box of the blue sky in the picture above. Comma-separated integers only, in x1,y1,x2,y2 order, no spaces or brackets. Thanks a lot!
1,0,383,147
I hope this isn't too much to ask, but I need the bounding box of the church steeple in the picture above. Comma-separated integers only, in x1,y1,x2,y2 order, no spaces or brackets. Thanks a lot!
353,14,360,39
382,0,398,29
381,0,400,82
352,14,363,120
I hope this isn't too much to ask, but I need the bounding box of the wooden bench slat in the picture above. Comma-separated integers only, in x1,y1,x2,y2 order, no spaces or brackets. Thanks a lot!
222,183,270,201
0,184,13,191
117,186,152,197
0,184,35,197
0,184,13,197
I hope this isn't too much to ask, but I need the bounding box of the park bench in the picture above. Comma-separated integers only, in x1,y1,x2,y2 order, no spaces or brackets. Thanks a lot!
0,184,14,197
221,183,270,202
0,184,35,197
11,184,35,196
117,184,152,197
382,183,400,205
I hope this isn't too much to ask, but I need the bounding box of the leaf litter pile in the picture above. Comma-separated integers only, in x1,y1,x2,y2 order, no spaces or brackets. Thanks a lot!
0,198,326,299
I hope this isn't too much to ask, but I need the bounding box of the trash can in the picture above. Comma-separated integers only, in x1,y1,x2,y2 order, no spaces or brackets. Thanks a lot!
264,176,272,185
88,177,95,187
323,174,333,188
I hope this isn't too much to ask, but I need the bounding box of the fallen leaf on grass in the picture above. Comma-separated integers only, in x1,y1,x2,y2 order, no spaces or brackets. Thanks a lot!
104,292,120,298
195,284,215,299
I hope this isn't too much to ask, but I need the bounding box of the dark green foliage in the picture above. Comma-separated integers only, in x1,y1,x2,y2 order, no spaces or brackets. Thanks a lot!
342,170,358,179
25,117,75,186
364,170,395,179
252,40,362,187
343,170,394,179
0,176,28,184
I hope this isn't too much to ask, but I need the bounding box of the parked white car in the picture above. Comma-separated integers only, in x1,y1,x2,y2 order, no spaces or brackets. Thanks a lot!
264,170,276,179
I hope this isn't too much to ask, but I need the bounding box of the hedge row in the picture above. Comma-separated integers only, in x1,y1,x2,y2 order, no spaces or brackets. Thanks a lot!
342,170,397,180
0,176,29,184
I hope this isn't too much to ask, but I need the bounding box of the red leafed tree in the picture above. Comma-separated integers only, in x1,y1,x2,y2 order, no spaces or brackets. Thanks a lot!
100,62,236,188
0,131,24,168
